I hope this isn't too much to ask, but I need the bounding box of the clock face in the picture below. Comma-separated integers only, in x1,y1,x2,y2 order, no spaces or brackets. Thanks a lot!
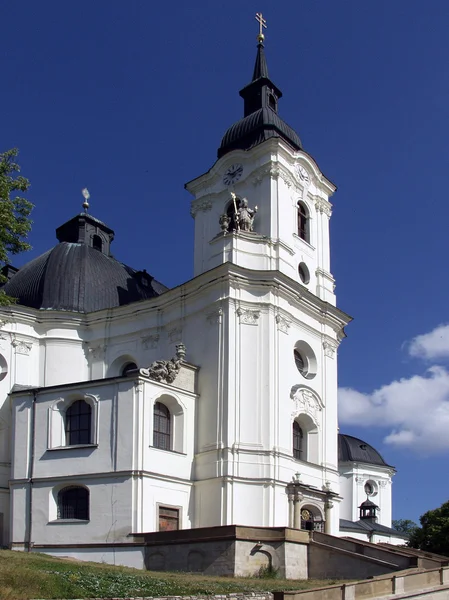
223,163,243,186
296,164,310,184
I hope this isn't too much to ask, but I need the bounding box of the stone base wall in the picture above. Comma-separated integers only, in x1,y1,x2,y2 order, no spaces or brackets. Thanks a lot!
141,526,309,579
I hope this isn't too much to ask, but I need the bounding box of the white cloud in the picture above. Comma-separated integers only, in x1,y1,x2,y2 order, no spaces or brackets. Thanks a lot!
408,323,449,360
338,365,449,454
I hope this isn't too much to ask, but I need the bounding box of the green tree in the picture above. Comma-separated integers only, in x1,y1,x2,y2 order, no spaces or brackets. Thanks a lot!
0,148,33,306
392,519,418,535
408,500,449,556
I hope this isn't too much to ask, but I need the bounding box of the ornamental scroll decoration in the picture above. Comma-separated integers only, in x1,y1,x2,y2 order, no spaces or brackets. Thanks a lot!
290,385,324,423
236,307,260,325
147,343,186,385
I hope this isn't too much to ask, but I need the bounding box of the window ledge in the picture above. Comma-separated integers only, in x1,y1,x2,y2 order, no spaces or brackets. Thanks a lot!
292,233,315,251
149,446,187,456
47,444,98,452
48,519,90,525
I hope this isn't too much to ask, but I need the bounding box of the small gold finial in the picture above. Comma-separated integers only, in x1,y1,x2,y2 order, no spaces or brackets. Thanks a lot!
81,188,90,212
255,12,267,43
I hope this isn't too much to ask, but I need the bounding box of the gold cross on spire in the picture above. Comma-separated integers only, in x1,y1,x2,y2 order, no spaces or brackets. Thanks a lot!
255,12,267,43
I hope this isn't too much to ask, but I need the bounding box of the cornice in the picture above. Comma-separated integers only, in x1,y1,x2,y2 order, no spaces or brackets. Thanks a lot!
1,262,352,336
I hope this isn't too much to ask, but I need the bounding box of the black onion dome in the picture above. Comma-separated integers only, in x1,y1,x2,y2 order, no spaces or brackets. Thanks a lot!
2,211,168,313
218,42,302,158
219,108,302,157
338,434,393,468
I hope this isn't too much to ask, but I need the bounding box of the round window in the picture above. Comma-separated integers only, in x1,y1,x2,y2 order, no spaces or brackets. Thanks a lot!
293,342,317,380
0,355,7,382
298,262,310,285
294,349,307,376
364,480,378,497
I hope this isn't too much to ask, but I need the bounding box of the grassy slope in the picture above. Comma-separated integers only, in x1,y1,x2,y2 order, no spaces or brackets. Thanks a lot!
0,550,345,600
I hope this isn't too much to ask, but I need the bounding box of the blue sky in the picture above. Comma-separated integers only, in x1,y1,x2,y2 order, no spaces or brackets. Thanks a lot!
3,0,449,524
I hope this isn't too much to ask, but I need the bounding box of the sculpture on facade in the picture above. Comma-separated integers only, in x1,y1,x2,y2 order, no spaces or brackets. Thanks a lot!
147,343,186,384
237,198,257,231
231,191,258,232
219,212,230,233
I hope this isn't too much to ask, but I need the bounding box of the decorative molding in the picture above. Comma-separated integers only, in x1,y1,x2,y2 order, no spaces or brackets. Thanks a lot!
378,480,389,488
11,338,32,356
236,308,260,326
251,164,280,185
290,386,324,421
141,334,160,350
323,340,337,359
0,319,11,330
134,380,144,393
206,307,223,325
275,314,291,334
314,198,332,217
190,199,213,217
89,344,106,360
167,326,182,342
251,163,297,189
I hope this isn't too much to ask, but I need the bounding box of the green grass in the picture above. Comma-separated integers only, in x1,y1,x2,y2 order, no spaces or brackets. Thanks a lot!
0,549,345,600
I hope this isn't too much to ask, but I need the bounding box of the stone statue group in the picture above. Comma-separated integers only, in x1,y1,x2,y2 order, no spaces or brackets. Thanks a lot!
220,192,258,233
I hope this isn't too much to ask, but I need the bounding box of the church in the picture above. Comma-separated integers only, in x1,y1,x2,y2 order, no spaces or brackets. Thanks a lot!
0,21,407,574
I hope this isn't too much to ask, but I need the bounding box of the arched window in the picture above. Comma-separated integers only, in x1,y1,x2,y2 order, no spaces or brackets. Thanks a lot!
65,400,92,446
57,486,89,520
121,362,137,376
92,235,103,251
268,93,277,111
297,202,309,243
293,421,304,460
153,402,171,450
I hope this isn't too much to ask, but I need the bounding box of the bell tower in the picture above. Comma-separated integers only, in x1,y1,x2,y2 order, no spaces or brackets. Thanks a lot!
186,24,336,305
187,18,351,534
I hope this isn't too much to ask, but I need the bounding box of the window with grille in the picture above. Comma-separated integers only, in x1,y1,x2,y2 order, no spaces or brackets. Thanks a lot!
158,506,179,531
297,202,309,242
294,349,307,376
153,402,171,450
57,486,89,520
293,421,304,460
65,400,91,446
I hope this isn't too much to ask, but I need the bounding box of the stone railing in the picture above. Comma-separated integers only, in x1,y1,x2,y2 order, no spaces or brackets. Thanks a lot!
274,566,449,600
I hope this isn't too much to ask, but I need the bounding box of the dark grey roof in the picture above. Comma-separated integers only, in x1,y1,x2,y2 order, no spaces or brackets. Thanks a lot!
2,242,168,313
217,42,302,158
219,108,302,158
338,433,393,468
340,519,409,539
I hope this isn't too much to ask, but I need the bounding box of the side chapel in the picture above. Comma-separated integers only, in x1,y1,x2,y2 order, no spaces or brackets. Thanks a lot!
0,19,407,571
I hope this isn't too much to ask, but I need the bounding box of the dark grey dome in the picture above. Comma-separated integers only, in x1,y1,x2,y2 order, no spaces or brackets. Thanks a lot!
218,107,302,158
2,243,167,313
338,434,392,467
2,210,168,314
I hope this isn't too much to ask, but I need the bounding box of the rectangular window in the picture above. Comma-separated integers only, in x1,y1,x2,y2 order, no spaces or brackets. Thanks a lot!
158,506,180,531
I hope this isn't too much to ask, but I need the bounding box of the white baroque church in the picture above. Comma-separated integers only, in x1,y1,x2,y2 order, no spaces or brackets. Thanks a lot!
0,33,407,570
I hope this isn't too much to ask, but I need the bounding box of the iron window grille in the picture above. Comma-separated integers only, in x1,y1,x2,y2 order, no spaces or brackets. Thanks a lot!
153,402,171,450
57,486,89,520
65,400,91,446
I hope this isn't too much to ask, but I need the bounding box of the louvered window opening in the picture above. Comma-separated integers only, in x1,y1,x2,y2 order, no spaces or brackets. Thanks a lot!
57,486,89,520
65,400,91,446
153,402,171,450
297,203,309,242
293,421,304,460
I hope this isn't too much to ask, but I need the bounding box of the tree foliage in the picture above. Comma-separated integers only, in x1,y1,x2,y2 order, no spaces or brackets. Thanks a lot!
0,148,33,306
408,500,449,557
392,519,418,535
